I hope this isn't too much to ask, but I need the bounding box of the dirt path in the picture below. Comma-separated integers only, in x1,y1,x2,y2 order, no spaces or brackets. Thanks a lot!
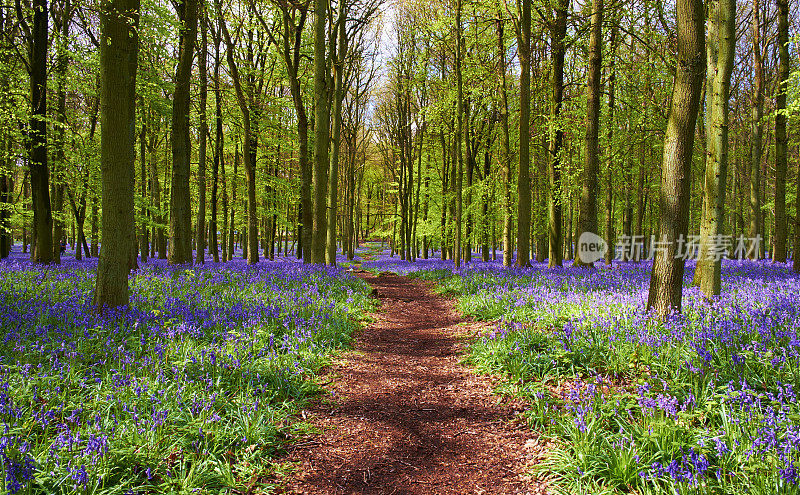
276,272,547,494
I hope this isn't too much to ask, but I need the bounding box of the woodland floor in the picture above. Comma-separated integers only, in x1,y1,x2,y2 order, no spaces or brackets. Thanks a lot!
274,271,550,494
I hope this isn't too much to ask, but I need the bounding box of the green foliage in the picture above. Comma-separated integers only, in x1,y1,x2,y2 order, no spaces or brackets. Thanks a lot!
413,262,800,494
0,262,376,493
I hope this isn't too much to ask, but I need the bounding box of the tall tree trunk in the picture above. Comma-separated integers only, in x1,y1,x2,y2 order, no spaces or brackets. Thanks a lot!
29,0,53,264
0,139,10,258
773,0,789,262
219,15,258,264
496,15,513,267
229,143,237,260
275,7,311,263
464,104,473,264
454,0,464,268
646,0,705,317
311,0,330,263
575,0,603,268
749,0,763,259
794,156,800,273
547,0,568,268
52,2,71,264
220,139,228,262
603,22,617,265
326,1,346,266
94,0,139,307
153,129,167,258
139,108,148,262
515,0,531,267
695,0,734,296
196,6,208,263
90,187,98,257
481,149,490,261
169,0,199,264
210,24,222,263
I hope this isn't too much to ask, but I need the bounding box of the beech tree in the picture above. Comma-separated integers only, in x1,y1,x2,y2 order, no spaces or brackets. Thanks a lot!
574,0,602,268
515,0,531,267
168,0,199,264
773,0,789,262
94,0,139,307
748,0,764,260
647,0,705,318
695,0,735,297
546,0,568,268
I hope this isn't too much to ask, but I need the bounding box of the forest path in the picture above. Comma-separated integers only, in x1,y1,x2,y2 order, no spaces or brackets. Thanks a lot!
275,271,547,494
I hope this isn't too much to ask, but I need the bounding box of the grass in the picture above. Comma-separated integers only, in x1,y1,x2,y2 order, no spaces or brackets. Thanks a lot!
0,253,375,494
408,259,800,494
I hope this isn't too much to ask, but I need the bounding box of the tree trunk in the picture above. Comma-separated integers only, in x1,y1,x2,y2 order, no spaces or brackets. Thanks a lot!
195,7,208,263
153,130,167,259
326,1,347,266
575,0,603,268
0,140,10,259
794,154,800,273
210,24,222,263
219,15,258,264
603,22,617,265
51,3,71,264
481,149,490,261
454,0,464,268
749,0,763,260
695,0,734,296
169,0,199,264
139,109,148,262
94,0,139,307
29,0,53,264
311,0,330,264
515,0,531,267
496,15,513,267
547,0,568,268
229,143,237,260
773,0,789,262
220,138,228,262
646,0,705,317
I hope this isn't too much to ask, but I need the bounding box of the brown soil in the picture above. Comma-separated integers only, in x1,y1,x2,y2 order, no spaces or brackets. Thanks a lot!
275,271,548,495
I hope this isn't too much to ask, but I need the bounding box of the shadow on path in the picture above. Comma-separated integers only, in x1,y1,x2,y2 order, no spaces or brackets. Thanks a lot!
275,272,548,494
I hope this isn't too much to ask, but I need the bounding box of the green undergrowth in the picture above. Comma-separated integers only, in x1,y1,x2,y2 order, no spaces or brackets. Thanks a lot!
409,264,800,495
0,260,377,494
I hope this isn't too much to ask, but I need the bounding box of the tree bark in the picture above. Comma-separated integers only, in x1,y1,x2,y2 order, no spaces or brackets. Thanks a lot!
195,6,208,263
169,0,199,264
139,107,148,262
326,0,347,266
29,0,53,264
515,0,531,267
575,0,603,268
51,1,71,264
210,23,222,263
229,142,237,260
496,15,513,267
773,0,789,262
274,6,311,263
547,0,568,268
646,0,705,317
749,0,763,259
695,0,734,296
94,0,139,308
454,0,464,268
0,139,11,258
603,22,617,265
311,0,330,263
219,12,258,264
220,137,228,262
